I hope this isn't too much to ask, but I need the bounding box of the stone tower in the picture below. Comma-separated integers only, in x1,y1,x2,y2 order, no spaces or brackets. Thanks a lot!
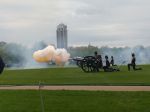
56,23,68,49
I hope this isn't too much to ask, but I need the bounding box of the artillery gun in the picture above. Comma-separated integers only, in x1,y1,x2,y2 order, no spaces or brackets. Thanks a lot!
72,56,120,73
73,56,99,72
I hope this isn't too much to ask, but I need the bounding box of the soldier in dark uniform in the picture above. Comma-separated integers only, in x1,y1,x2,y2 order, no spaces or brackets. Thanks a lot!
97,55,103,68
94,51,98,58
103,55,110,72
103,55,119,72
110,56,114,66
128,53,142,71
94,51,99,72
0,56,5,74
110,56,118,66
94,51,103,72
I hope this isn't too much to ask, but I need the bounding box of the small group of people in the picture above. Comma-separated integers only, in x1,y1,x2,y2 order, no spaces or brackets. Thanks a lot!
94,51,142,72
94,51,119,72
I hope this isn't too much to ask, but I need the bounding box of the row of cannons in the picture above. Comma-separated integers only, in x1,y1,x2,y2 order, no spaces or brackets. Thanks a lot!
73,56,120,73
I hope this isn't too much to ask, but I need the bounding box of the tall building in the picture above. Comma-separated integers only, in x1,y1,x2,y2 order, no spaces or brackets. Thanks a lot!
56,23,68,49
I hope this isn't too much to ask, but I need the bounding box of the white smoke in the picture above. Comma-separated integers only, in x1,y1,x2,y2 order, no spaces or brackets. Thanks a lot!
33,45,70,66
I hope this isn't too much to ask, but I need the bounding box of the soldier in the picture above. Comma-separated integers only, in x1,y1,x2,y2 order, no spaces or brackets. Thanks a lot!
94,51,103,72
94,51,98,58
103,55,110,72
103,55,120,72
0,56,5,74
128,53,142,71
110,56,114,66
94,51,99,72
97,55,103,68
110,56,118,66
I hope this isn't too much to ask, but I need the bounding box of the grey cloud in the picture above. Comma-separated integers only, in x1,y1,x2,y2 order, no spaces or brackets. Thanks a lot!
0,0,150,47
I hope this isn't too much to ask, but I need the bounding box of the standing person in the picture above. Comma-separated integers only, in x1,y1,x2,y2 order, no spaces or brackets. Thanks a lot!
94,51,99,72
128,53,142,71
97,55,103,69
94,51,103,72
0,56,5,74
103,55,110,72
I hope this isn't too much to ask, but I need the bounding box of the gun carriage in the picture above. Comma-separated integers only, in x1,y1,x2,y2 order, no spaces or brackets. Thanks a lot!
73,56,99,72
73,56,120,73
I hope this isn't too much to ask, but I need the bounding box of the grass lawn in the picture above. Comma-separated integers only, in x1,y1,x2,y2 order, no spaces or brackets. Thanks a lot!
0,90,150,112
0,65,149,85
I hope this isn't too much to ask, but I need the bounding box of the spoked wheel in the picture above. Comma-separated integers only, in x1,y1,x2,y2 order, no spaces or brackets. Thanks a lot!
76,60,82,68
81,57,95,72
81,61,89,72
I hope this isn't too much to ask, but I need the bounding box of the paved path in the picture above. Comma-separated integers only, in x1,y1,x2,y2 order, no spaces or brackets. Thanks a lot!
1,86,150,91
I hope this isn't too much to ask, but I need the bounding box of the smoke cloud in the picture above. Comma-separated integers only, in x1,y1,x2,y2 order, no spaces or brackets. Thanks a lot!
33,45,70,65
1,42,149,69
99,46,150,65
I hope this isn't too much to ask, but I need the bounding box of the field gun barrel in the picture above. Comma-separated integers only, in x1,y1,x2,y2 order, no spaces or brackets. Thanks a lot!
70,57,84,62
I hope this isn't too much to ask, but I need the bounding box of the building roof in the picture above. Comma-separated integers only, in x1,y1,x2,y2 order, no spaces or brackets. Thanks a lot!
57,23,67,29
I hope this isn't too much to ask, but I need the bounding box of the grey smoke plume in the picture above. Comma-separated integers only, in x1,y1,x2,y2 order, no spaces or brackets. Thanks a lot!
1,42,149,69
100,46,150,65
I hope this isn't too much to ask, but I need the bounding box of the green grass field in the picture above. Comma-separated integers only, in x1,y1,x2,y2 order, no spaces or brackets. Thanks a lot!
0,90,150,112
0,65,150,112
0,65,149,85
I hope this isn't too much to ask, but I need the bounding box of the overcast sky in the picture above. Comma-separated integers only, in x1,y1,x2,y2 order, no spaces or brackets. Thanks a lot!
0,0,150,47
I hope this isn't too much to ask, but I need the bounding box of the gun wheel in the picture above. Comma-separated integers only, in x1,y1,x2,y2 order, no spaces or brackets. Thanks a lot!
81,60,94,72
